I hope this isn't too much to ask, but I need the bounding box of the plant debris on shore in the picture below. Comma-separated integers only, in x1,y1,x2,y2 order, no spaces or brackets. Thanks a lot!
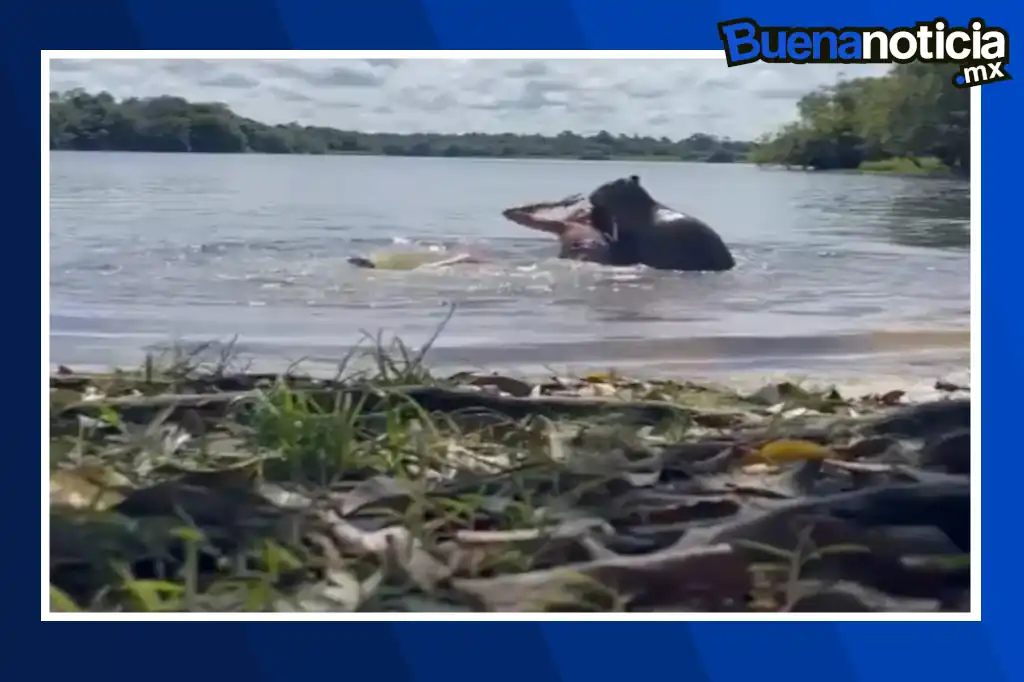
49,334,971,613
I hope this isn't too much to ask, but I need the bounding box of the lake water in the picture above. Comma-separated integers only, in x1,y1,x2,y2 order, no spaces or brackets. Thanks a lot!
49,152,971,392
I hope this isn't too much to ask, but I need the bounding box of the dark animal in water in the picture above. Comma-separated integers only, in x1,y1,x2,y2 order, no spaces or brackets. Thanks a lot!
588,175,736,272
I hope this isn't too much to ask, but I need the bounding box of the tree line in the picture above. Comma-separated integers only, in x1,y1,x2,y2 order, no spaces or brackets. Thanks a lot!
49,89,754,163
749,63,970,176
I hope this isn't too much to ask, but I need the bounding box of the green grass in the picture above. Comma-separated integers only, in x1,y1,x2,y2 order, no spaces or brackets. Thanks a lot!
857,156,953,176
750,156,960,178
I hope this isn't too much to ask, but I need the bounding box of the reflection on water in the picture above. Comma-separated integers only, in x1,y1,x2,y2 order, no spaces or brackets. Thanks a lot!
881,184,971,249
49,152,970,383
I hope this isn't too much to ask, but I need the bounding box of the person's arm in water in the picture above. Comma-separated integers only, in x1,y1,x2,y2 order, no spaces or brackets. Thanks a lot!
501,194,583,235
502,208,566,235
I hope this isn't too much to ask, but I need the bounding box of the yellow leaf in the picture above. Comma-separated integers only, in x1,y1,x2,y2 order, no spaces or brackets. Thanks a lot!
745,439,834,465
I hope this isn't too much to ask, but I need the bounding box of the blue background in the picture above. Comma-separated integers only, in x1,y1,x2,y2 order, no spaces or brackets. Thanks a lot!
26,0,1010,676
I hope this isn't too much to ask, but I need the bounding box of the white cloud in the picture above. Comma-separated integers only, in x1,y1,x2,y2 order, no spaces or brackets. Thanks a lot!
49,58,889,140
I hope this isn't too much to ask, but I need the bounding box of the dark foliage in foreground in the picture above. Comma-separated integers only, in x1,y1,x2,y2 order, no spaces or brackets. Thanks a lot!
49,336,971,613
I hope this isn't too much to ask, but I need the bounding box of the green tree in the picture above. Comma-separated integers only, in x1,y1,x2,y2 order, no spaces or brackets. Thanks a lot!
748,64,969,176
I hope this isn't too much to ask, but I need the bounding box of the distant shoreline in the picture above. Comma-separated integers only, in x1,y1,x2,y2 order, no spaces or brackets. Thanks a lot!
51,90,963,176
50,90,755,163
48,147,752,164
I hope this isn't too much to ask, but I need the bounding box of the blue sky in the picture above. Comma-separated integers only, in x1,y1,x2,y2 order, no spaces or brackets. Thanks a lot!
49,58,889,140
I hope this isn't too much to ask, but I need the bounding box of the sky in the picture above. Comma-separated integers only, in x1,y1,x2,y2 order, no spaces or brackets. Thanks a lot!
49,58,889,141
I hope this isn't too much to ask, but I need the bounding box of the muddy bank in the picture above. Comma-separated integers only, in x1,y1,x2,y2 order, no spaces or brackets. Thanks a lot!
49,357,971,613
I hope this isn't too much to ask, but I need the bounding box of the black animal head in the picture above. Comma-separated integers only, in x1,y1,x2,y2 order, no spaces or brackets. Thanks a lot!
586,176,656,265
588,175,656,217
